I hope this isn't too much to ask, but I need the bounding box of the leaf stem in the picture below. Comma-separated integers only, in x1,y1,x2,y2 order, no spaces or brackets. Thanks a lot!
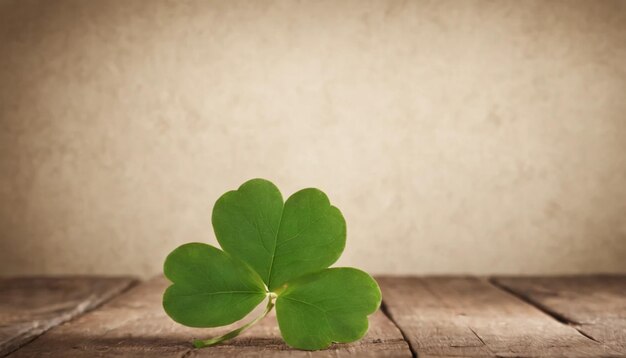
193,293,276,348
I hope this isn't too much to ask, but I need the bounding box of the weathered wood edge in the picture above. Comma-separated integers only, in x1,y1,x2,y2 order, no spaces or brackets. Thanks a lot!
377,275,619,357
491,275,626,355
0,276,138,357
9,276,412,357
9,275,624,357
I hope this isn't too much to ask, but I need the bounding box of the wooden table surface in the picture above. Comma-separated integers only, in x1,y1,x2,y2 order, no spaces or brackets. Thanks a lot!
0,275,624,357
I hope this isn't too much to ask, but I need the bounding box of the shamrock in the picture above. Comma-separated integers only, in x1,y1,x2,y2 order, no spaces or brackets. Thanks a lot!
163,179,381,350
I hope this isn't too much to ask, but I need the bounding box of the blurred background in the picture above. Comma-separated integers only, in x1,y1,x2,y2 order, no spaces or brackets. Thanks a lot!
0,0,625,278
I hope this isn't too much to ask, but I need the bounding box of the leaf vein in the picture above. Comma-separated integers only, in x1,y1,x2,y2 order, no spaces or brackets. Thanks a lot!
266,204,285,288
276,215,328,248
170,290,261,298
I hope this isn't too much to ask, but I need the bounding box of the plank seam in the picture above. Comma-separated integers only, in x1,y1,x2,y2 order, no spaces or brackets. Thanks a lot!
2,278,139,357
468,327,488,348
178,348,194,358
380,300,417,358
488,278,602,345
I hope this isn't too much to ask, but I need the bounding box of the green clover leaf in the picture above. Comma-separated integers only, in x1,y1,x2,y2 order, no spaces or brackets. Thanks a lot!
276,268,382,350
212,178,346,291
163,179,381,351
163,243,266,327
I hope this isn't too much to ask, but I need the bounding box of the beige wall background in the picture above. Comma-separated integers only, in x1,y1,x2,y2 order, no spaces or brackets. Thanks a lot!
1,0,625,278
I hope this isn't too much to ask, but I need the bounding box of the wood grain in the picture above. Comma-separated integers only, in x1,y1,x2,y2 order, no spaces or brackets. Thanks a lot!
10,277,411,357
0,276,136,356
378,276,619,357
493,275,626,354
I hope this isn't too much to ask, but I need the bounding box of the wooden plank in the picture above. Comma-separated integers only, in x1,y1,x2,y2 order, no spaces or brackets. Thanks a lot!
10,276,411,357
0,276,136,356
493,275,626,354
379,276,619,357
